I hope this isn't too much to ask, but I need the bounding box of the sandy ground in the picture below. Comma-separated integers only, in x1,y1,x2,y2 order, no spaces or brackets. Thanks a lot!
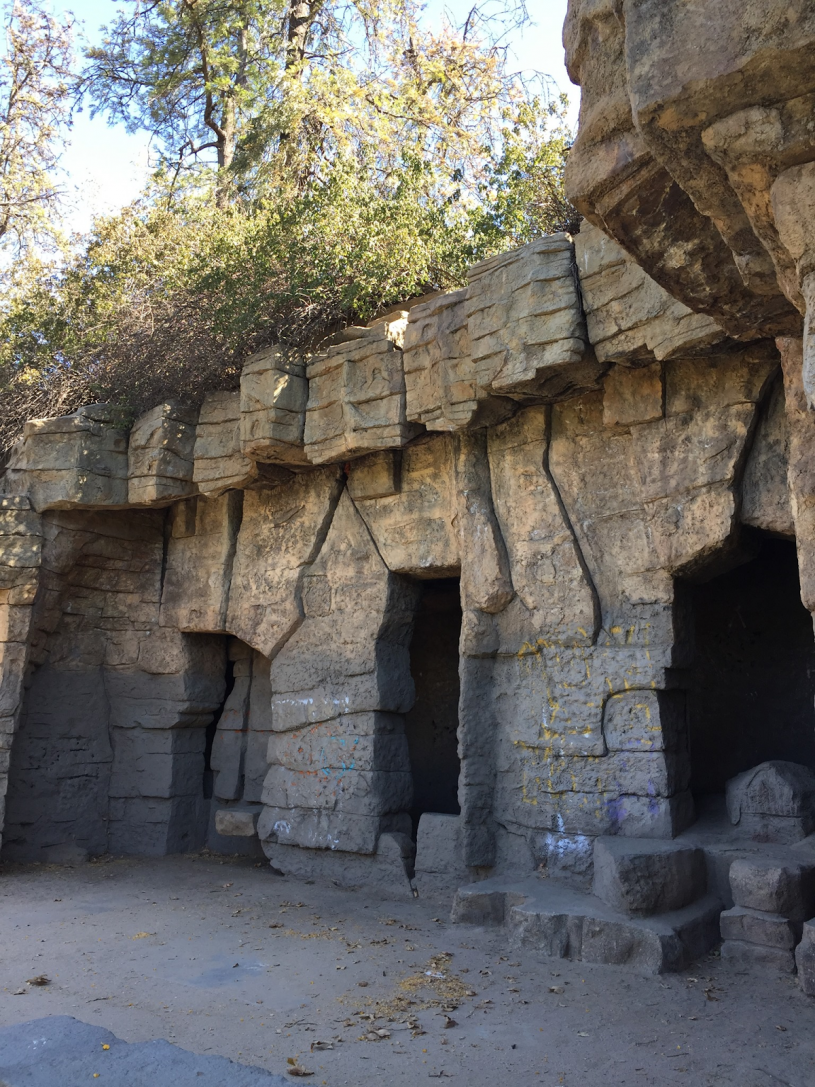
0,853,813,1087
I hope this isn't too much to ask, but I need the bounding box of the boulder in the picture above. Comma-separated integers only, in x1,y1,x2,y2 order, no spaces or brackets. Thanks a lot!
726,761,815,842
729,858,815,920
593,836,706,916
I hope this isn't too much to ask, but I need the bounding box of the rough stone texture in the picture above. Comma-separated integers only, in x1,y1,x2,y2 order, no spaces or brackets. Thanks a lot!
563,0,803,341
795,919,815,996
452,876,721,974
466,234,601,401
2,406,128,512
304,315,420,464
592,836,706,916
354,434,458,576
239,347,309,466
729,858,815,921
414,813,472,899
741,377,794,536
779,338,815,610
726,761,815,843
263,831,414,896
258,491,416,854
720,940,796,975
215,808,258,837
160,492,242,634
193,391,291,497
225,468,342,657
575,222,728,364
719,906,800,950
127,402,198,506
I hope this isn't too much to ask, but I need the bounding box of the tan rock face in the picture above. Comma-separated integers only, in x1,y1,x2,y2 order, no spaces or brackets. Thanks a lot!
304,316,420,464
239,347,309,466
564,0,810,341
193,391,264,496
127,402,198,506
225,468,343,657
3,406,128,512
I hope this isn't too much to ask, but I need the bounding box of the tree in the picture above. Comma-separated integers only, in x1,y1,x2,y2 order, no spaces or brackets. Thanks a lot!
82,0,531,204
0,0,73,258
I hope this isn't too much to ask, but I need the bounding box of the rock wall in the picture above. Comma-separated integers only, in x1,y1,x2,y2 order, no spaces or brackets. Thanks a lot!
3,9,815,949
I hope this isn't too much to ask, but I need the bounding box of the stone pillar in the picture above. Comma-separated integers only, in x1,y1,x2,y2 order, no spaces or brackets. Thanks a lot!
0,497,42,848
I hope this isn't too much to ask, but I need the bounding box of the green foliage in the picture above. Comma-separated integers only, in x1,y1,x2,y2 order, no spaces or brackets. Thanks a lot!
0,0,578,458
0,0,74,257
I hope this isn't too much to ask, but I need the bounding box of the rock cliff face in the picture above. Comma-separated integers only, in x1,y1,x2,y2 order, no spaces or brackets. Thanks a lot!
3,0,815,975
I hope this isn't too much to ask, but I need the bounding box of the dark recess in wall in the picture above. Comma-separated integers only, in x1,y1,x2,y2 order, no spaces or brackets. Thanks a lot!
683,534,815,794
404,577,462,835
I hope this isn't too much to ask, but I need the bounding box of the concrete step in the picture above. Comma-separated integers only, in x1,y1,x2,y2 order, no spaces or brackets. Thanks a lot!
452,876,722,974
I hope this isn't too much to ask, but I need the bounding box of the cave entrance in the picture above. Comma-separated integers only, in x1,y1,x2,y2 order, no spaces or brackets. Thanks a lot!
404,578,462,837
683,534,815,797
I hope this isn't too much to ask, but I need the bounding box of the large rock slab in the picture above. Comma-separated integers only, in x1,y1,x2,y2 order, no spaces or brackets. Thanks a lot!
127,401,198,506
2,405,128,512
239,347,309,466
304,315,420,464
593,836,706,916
225,467,343,657
575,222,728,364
726,761,815,843
729,857,815,920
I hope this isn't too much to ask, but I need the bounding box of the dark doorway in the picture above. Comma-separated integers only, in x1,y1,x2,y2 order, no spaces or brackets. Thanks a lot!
683,535,815,795
404,578,462,835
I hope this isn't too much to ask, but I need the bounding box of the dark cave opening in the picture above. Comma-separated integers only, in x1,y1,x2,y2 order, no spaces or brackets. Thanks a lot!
683,534,815,796
404,577,462,836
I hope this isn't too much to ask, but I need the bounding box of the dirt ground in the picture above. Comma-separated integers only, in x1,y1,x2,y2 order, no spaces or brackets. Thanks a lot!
0,853,812,1086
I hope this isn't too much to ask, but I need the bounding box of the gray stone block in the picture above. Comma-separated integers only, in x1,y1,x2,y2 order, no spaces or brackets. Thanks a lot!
720,939,796,974
214,808,258,837
414,813,472,900
729,858,815,920
719,906,800,949
726,761,815,843
262,831,415,898
593,836,706,916
795,918,815,996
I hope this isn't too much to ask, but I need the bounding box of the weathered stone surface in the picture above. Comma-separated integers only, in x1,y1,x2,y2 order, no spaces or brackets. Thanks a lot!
414,814,472,899
466,234,601,401
575,222,727,364
593,836,706,916
549,346,777,641
564,0,803,340
603,690,685,753
720,906,800,950
193,391,291,497
304,315,420,464
3,406,128,512
215,808,258,837
239,347,309,465
346,449,401,501
453,875,721,973
741,377,793,536
720,940,796,974
225,468,342,657
487,404,598,650
160,492,242,633
355,435,459,577
258,492,417,853
262,831,414,896
795,918,815,996
729,858,815,921
779,338,815,609
127,402,198,506
403,289,493,431
726,761,815,844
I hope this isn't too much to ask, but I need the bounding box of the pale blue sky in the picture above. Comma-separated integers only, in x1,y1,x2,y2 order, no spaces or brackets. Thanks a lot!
59,0,576,234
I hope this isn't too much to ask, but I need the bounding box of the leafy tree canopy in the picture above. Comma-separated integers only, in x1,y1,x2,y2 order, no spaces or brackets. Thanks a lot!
0,0,577,458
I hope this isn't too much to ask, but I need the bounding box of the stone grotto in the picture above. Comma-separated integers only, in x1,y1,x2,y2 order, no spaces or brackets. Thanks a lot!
4,0,815,984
